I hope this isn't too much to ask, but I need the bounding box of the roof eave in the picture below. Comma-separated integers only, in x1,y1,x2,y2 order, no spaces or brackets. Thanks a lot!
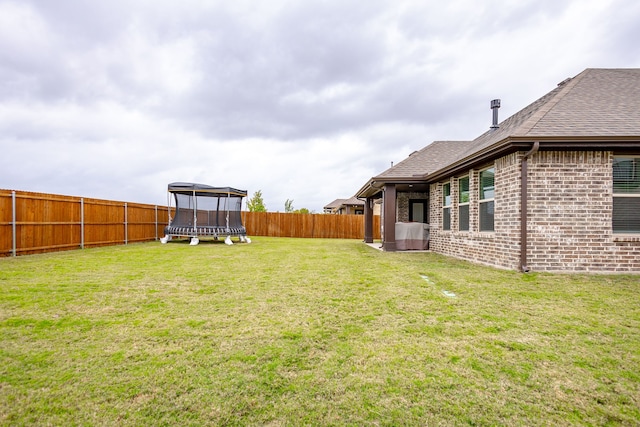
520,135,640,150
355,176,429,198
356,135,640,198
425,138,525,182
426,136,640,182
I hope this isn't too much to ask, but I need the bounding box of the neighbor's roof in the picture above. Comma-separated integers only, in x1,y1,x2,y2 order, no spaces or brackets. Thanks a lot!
324,198,346,209
357,68,640,197
324,197,364,210
339,196,364,206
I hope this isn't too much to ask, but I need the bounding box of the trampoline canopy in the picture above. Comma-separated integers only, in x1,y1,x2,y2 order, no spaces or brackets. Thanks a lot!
163,182,248,241
168,182,247,197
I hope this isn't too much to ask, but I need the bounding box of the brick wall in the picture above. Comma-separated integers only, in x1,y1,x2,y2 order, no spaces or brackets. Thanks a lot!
424,150,640,272
527,151,640,272
428,153,521,270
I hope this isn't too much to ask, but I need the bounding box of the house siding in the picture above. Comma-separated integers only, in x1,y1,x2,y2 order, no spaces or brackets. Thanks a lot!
423,150,640,272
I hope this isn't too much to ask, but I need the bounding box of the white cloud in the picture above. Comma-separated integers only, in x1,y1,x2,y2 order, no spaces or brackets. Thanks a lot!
0,2,53,58
1,0,639,211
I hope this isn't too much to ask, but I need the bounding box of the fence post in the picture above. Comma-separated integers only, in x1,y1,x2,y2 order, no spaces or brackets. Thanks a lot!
80,198,85,249
155,205,158,241
124,202,128,245
11,191,16,257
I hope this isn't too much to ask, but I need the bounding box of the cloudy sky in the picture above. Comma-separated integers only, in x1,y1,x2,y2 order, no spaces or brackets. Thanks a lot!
2,0,639,212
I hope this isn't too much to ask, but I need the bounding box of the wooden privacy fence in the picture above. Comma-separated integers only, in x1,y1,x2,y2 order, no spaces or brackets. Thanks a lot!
1,189,380,257
242,211,380,239
0,190,169,257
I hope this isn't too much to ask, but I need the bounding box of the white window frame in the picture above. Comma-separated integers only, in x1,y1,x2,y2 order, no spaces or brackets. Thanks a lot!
458,175,470,232
613,156,640,234
479,167,495,232
442,182,451,231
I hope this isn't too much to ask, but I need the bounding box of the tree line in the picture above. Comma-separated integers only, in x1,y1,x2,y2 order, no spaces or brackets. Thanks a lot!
246,190,311,214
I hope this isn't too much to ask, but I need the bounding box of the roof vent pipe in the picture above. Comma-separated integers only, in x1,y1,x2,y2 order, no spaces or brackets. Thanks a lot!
490,99,501,129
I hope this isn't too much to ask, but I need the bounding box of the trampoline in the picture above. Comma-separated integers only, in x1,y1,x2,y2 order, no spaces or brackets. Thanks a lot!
160,182,250,246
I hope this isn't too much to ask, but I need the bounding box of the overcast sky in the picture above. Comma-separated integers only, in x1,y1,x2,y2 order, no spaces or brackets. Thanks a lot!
2,0,639,212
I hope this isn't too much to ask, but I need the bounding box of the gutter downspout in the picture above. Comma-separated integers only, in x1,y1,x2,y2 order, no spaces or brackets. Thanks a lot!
520,141,539,272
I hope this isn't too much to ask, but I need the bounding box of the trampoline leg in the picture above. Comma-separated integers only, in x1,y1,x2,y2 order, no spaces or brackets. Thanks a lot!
246,237,251,244
224,235,233,245
160,236,168,244
190,237,200,246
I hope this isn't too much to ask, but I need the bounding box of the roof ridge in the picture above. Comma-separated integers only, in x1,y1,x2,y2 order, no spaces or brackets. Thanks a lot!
515,70,586,135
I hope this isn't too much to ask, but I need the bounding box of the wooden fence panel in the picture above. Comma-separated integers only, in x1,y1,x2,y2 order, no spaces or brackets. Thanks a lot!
1,189,380,257
128,204,164,243
242,211,269,237
83,199,125,247
241,211,381,240
0,190,168,257
10,191,82,255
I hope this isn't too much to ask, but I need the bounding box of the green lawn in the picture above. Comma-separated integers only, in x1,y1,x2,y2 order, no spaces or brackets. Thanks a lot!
1,238,638,426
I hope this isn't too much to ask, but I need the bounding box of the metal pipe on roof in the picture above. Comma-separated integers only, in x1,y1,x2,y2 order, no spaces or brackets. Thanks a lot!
490,99,501,129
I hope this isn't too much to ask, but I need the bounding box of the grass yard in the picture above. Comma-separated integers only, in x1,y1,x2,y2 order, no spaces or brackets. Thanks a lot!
0,237,639,426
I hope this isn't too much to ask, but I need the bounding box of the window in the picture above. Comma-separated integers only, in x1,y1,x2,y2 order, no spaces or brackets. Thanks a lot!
442,183,451,230
458,176,469,231
409,199,428,223
613,157,640,233
479,168,495,231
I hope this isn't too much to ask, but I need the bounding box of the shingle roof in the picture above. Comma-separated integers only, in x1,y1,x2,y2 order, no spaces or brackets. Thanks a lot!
357,68,640,198
456,68,640,160
340,196,364,206
324,199,346,209
524,68,640,137
324,197,363,213
375,140,475,179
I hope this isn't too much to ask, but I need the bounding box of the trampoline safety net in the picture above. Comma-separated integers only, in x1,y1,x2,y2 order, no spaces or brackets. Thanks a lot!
160,182,250,245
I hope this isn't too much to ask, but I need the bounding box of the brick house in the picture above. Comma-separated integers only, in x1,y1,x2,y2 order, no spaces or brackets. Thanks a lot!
355,68,640,272
323,197,365,214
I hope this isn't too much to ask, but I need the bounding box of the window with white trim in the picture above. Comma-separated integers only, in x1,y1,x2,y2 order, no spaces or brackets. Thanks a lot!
479,168,495,232
442,182,451,231
458,176,470,231
613,157,640,233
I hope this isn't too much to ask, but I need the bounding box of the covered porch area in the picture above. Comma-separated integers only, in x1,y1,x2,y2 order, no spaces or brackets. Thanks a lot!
360,181,430,252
